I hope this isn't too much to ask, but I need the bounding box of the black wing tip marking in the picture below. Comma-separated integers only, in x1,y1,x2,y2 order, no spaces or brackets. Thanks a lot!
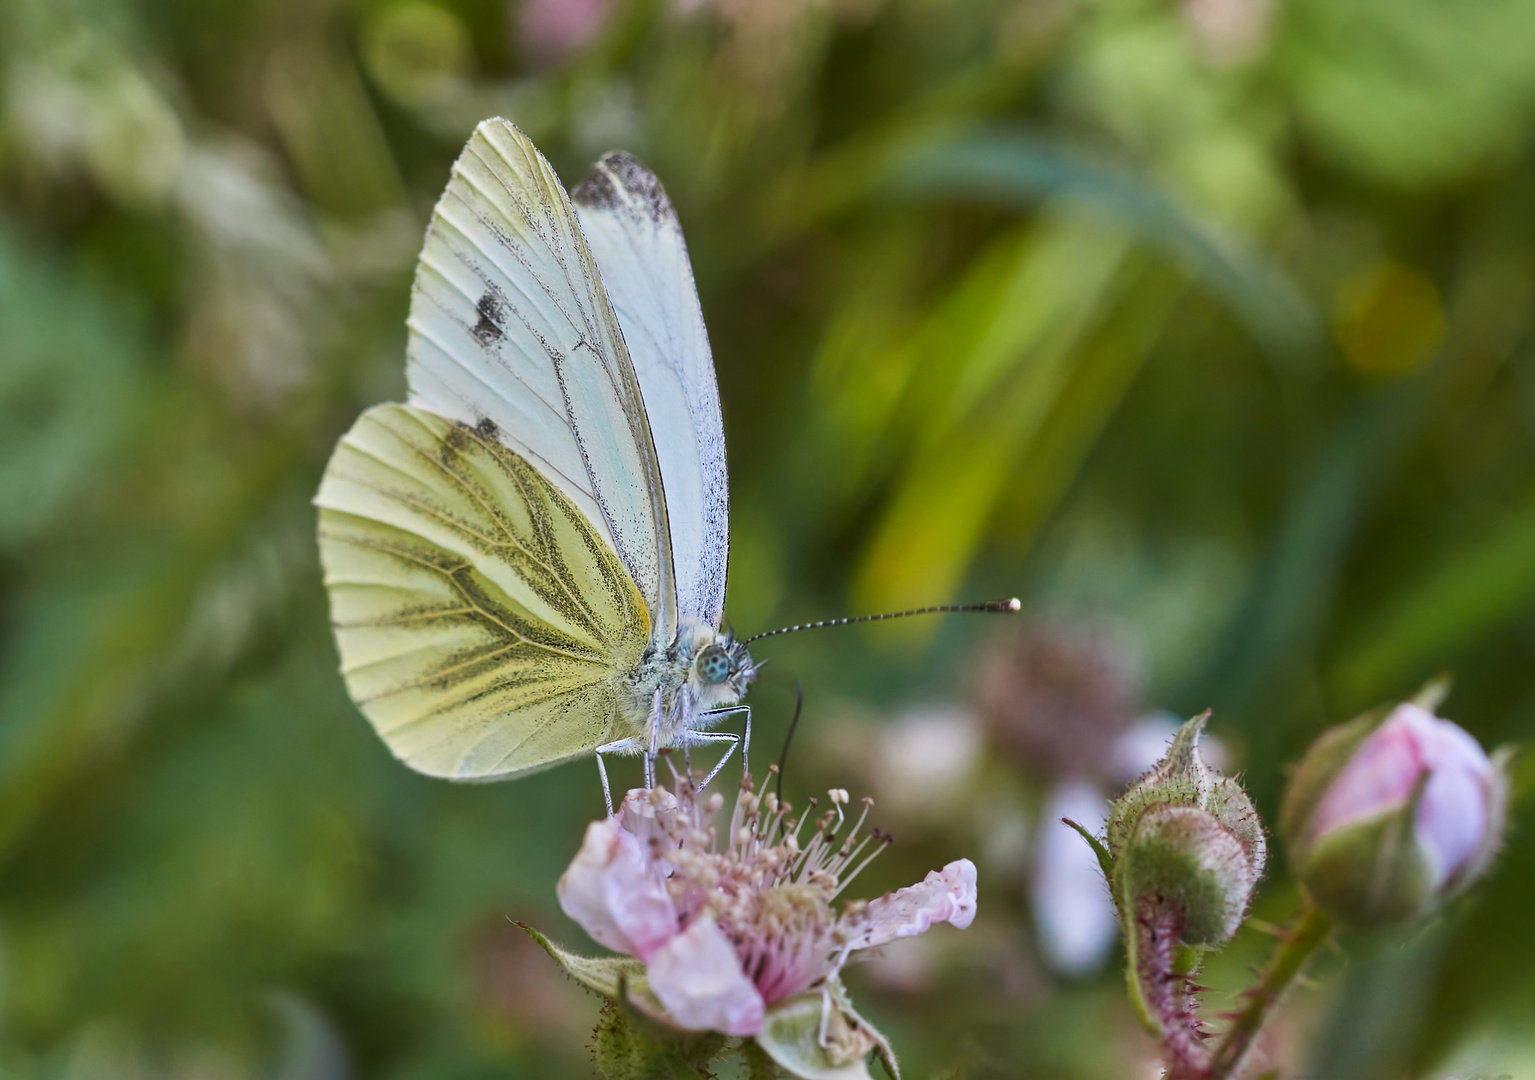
573,152,674,225
572,163,620,210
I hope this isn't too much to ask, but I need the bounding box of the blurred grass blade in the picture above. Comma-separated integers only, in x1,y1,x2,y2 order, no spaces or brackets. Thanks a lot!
852,212,1132,618
264,40,409,222
0,222,146,547
1334,491,1535,703
885,128,1320,360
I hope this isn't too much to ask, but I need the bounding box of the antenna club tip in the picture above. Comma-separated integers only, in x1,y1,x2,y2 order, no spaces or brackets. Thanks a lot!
1004,598,1021,611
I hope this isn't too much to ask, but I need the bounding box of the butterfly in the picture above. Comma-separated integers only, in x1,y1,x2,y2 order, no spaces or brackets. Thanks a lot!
315,119,756,807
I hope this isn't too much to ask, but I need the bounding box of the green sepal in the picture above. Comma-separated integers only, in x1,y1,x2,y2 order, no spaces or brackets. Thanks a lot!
745,1040,790,1080
520,922,646,1000
1107,712,1213,861
754,979,898,1080
1062,817,1114,879
520,925,731,1078
591,991,731,1080
1295,794,1435,930
1106,713,1262,869
1279,707,1388,850
1445,743,1517,901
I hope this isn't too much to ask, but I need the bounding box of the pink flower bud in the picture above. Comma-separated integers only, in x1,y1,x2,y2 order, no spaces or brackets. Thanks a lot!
1283,701,1510,929
1312,705,1493,887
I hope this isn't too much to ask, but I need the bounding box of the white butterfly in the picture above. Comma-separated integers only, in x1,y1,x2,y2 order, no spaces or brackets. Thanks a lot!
315,119,756,808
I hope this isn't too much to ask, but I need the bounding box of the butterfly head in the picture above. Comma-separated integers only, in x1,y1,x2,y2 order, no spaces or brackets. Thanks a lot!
695,644,733,685
689,632,757,708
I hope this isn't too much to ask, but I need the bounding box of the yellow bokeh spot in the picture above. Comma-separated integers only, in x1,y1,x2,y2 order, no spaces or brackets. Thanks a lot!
1333,262,1445,378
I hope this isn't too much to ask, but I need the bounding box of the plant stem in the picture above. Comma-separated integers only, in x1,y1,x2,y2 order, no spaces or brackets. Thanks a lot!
1205,901,1332,1080
1135,899,1208,1079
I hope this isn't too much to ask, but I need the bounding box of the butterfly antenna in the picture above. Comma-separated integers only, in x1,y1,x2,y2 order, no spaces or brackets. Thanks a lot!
744,598,1021,644
774,678,804,806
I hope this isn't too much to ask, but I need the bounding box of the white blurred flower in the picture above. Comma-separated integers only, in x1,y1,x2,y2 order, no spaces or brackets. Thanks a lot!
6,36,186,207
1030,780,1115,976
872,705,983,817
175,143,332,405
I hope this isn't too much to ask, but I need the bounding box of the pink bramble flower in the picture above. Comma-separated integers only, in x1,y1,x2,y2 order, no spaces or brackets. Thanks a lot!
551,769,978,1077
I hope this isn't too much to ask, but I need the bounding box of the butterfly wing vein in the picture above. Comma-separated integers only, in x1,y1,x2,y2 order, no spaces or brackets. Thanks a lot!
404,119,679,650
316,404,650,780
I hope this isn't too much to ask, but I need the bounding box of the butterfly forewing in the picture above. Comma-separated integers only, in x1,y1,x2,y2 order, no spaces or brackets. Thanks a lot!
573,154,729,630
317,404,650,779
405,119,678,647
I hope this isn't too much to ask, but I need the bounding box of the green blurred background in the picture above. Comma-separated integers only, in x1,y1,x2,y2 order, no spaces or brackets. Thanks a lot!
3,0,1534,1075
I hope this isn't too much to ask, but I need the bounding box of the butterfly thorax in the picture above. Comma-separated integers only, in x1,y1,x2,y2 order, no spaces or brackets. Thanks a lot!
619,619,757,748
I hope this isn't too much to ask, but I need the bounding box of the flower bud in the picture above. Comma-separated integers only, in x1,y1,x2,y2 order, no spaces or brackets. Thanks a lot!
1282,700,1510,930
1120,805,1259,946
1107,713,1266,946
1082,713,1265,1069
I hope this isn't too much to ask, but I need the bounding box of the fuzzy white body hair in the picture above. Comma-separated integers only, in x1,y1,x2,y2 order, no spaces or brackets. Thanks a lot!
617,618,756,750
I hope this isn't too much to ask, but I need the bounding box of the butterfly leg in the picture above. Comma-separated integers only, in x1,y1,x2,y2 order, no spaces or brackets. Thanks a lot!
594,736,645,817
688,705,752,789
695,705,751,776
686,731,740,791
644,687,664,790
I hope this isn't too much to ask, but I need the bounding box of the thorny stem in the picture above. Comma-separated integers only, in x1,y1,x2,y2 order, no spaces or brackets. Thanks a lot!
1205,900,1332,1080
1137,898,1209,1080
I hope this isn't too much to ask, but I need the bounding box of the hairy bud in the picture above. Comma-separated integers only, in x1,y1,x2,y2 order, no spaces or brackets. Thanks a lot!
1107,712,1266,946
1069,712,1266,1077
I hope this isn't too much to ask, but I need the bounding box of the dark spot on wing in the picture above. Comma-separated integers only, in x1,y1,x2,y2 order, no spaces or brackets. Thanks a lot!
442,420,472,464
472,291,505,346
476,416,499,439
574,152,675,224
572,164,618,209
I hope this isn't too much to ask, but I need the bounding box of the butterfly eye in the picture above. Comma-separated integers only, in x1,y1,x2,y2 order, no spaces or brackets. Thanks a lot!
695,644,732,685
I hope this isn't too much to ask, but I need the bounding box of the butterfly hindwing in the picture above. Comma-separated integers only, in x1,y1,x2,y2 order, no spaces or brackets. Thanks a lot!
405,118,678,648
316,404,651,780
573,153,729,630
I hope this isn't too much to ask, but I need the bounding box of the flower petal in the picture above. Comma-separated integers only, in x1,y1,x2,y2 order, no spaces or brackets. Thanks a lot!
557,818,677,959
618,786,681,856
857,859,978,950
646,917,765,1036
1311,704,1496,889
1414,715,1496,887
